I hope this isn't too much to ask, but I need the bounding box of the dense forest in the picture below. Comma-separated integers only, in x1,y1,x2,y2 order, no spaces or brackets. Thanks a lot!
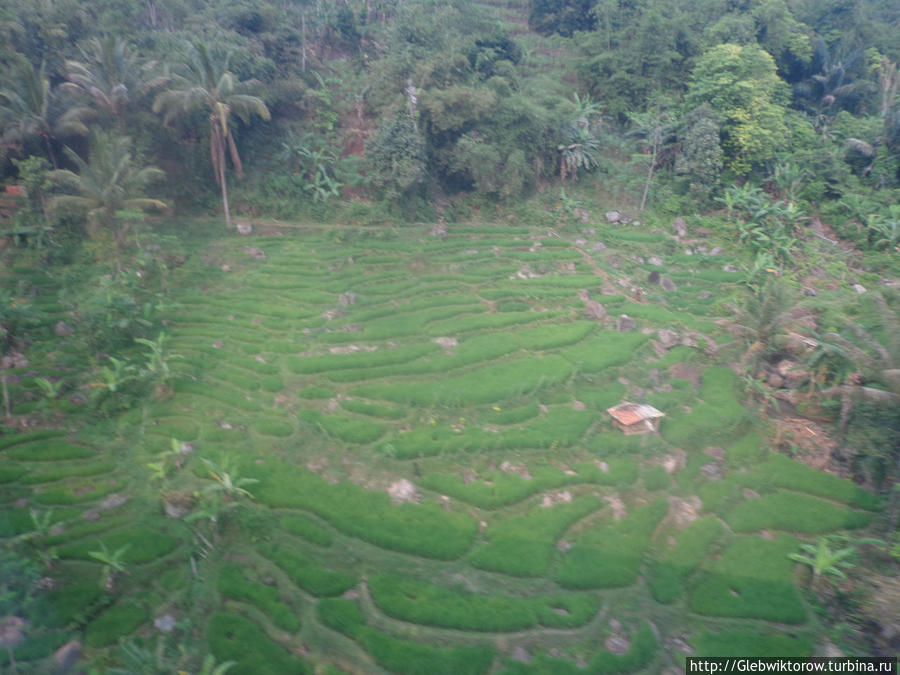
1,0,899,672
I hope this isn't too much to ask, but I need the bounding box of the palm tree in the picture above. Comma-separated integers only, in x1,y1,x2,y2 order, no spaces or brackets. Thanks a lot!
152,41,270,229
734,277,794,373
49,131,167,263
59,36,154,131
0,55,89,167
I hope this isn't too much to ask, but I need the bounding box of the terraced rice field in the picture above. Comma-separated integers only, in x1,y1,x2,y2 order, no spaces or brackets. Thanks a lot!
0,220,881,672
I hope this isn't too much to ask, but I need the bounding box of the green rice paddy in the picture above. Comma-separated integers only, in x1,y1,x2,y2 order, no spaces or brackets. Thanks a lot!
0,219,883,673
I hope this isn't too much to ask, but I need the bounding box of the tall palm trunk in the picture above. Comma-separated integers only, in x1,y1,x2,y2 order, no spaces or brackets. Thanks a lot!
210,122,232,229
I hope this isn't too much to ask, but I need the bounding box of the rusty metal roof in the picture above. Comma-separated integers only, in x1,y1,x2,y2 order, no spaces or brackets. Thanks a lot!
606,402,665,426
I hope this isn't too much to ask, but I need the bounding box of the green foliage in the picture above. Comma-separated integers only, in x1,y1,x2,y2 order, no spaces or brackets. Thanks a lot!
687,43,790,173
689,534,807,623
676,104,723,203
529,0,595,36
559,332,649,372
217,562,299,631
366,113,428,201
555,500,668,589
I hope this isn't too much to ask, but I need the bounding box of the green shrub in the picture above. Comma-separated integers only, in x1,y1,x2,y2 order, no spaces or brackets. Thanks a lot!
469,496,602,576
208,612,307,675
280,514,333,546
555,500,667,589
84,603,148,647
648,516,725,603
689,534,807,623
725,491,872,533
217,563,299,631
252,461,478,559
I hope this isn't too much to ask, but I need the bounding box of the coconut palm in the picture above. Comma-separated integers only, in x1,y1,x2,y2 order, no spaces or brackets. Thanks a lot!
734,277,795,372
49,131,167,263
60,36,154,131
152,41,270,229
0,55,89,167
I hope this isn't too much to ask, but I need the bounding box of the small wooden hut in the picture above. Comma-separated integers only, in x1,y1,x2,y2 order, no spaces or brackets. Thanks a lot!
606,402,665,435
